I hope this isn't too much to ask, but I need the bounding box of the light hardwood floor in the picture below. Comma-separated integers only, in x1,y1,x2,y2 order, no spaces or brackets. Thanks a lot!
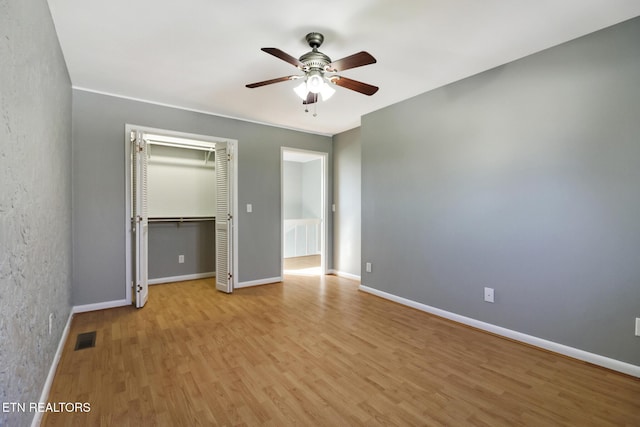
283,255,321,272
43,276,639,426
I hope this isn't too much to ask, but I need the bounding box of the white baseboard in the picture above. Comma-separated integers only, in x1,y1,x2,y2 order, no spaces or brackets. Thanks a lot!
329,269,361,281
31,310,74,427
359,284,640,378
72,299,129,314
148,272,215,285
236,276,282,289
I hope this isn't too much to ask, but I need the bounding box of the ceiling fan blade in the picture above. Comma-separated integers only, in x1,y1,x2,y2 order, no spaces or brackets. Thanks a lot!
326,51,376,72
261,48,305,69
331,76,379,96
303,92,318,105
246,76,296,88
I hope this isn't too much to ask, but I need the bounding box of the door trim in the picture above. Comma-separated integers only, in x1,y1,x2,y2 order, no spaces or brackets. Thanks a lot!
280,147,329,277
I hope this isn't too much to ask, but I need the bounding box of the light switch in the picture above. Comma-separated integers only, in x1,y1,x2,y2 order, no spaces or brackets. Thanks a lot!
246,203,252,213
484,287,494,303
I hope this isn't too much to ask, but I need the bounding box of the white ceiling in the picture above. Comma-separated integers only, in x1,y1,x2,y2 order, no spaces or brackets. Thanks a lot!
47,0,640,136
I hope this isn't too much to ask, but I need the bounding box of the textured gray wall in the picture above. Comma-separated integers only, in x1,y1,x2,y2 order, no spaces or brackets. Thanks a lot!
332,127,361,277
362,17,640,365
0,0,72,425
72,90,332,304
148,222,215,280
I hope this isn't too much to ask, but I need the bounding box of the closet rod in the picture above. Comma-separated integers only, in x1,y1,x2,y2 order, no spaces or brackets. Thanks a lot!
146,140,214,152
148,217,215,223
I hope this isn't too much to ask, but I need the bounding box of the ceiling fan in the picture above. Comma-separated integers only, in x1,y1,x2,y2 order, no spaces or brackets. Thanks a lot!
246,32,379,106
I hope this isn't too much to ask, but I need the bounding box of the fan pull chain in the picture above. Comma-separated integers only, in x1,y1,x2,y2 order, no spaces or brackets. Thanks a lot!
303,98,319,117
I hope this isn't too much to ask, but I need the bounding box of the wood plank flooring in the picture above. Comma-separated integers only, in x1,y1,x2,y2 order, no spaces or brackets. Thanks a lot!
42,275,639,426
283,255,321,273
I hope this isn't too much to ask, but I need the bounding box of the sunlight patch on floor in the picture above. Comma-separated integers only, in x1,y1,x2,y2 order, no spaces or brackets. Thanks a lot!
284,266,322,276
284,255,321,276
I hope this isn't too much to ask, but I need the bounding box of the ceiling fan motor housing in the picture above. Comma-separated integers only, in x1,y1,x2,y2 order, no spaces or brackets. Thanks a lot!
305,32,324,49
299,50,332,70
299,32,331,71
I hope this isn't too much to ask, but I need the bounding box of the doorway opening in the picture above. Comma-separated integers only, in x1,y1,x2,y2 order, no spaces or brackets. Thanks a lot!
125,125,238,308
281,148,328,276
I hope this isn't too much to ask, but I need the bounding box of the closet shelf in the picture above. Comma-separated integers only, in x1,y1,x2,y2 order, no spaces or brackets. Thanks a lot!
148,217,215,223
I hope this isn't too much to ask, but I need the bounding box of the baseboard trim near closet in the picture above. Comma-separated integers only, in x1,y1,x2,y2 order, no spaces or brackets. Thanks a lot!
31,310,73,427
236,276,282,289
72,299,129,314
358,284,640,378
148,272,215,285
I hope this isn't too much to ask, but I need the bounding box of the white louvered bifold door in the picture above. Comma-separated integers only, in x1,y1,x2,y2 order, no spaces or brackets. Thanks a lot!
215,141,233,293
133,131,149,308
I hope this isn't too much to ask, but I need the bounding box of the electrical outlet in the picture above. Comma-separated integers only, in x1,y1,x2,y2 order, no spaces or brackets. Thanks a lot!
246,203,252,213
178,255,185,264
635,318,640,337
484,287,495,303
365,262,372,273
48,313,53,335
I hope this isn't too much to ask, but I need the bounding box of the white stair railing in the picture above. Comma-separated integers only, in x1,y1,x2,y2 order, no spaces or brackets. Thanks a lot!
284,218,321,258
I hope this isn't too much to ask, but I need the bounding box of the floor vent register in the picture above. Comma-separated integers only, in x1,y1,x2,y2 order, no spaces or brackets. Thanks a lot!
74,331,96,350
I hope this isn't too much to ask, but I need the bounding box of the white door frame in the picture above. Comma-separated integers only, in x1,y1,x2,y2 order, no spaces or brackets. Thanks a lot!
124,124,239,304
281,147,328,276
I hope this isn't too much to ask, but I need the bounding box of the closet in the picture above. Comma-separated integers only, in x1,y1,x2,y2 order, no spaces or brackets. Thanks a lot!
129,128,236,308
146,142,216,283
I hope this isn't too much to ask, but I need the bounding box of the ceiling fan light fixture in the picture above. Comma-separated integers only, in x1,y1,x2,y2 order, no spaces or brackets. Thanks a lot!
306,71,324,93
293,82,308,100
320,81,335,101
294,78,334,102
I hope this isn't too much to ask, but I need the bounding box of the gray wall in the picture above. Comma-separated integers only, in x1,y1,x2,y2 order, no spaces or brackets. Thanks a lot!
361,17,640,365
332,127,362,277
302,159,322,219
283,159,322,219
0,1,73,426
148,222,215,280
72,90,332,304
283,161,303,219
